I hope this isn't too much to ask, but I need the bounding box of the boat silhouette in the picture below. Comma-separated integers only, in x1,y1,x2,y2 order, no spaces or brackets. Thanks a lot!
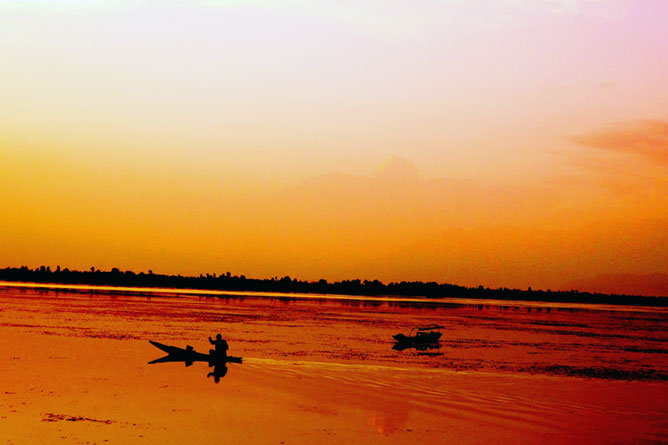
393,324,443,345
148,340,243,367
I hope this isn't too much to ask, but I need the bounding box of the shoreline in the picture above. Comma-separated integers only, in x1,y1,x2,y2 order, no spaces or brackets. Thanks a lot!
2,280,667,313
3,266,666,306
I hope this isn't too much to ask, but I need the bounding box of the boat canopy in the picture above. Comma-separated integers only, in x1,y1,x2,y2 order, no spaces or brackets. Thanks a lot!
408,324,444,337
415,324,444,331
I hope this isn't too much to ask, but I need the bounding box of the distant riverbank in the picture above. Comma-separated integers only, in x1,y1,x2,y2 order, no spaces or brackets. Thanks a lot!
3,281,668,315
2,266,666,307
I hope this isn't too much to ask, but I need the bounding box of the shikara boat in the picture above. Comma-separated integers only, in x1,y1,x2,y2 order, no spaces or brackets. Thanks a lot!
393,324,444,345
148,340,242,366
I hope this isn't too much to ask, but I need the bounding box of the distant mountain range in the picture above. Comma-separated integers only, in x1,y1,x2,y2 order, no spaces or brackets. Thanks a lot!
561,273,668,298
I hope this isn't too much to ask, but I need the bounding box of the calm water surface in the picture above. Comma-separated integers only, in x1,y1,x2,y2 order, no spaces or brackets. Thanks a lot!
1,284,667,443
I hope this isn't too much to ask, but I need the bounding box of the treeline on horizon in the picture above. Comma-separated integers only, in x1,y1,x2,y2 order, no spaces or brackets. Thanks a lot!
0,265,666,306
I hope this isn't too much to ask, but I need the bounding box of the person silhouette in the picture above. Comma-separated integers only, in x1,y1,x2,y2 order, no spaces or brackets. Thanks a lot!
209,333,228,357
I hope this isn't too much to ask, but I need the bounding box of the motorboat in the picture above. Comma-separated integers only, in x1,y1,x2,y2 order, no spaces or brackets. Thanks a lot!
393,324,443,345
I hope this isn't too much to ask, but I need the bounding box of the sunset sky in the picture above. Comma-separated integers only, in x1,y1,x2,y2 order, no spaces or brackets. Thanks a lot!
1,0,667,294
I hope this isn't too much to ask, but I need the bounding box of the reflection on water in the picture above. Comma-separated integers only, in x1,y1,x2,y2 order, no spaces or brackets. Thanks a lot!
1,282,666,380
206,363,228,383
148,340,242,383
1,284,668,444
392,342,444,356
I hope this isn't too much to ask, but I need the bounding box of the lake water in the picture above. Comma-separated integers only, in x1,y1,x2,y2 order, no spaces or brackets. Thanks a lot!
1,283,667,443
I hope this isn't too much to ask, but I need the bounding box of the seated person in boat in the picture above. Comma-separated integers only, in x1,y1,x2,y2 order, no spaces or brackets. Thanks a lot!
209,333,229,357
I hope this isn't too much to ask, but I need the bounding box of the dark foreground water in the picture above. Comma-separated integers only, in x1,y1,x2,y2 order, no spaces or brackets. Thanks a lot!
1,283,667,443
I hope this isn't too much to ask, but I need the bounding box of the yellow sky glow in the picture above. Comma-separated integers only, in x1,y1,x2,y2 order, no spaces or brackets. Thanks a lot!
1,0,667,294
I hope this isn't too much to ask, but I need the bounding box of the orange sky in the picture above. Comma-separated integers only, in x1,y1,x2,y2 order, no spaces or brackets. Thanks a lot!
1,0,667,294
